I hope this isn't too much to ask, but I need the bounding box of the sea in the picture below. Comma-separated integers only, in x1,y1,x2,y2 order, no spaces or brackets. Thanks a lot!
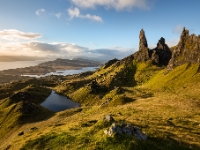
0,59,52,71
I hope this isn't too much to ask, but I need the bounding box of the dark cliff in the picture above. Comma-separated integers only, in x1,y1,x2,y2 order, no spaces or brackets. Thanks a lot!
168,28,200,69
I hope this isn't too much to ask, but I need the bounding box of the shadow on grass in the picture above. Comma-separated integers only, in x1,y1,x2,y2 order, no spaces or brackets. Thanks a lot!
20,131,199,150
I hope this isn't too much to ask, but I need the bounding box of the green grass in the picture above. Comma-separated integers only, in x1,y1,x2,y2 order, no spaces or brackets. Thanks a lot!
1,61,200,150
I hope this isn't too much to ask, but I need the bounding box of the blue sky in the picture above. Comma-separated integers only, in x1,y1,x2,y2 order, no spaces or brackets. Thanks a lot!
0,0,200,61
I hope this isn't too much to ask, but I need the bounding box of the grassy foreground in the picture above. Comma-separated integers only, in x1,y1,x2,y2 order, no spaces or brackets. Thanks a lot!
0,61,200,150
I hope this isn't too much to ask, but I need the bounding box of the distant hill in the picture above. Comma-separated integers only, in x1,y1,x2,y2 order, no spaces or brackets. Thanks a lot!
38,58,103,68
0,58,102,84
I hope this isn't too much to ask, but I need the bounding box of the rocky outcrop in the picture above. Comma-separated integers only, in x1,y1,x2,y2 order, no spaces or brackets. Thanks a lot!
17,101,38,114
133,29,172,66
134,29,149,62
104,122,147,140
133,27,200,68
168,28,200,69
87,80,99,92
103,58,119,69
149,37,172,66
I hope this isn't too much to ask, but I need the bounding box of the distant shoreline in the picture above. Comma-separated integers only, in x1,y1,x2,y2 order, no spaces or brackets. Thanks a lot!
0,59,53,71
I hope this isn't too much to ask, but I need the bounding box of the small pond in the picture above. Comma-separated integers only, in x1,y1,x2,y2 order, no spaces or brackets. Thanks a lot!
40,90,80,112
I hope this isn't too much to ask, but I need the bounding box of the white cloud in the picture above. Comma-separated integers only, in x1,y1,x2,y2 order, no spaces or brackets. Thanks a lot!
0,29,42,41
0,40,133,61
68,7,103,22
35,9,45,16
173,25,184,34
71,0,150,10
166,38,179,47
55,12,62,18
68,7,80,19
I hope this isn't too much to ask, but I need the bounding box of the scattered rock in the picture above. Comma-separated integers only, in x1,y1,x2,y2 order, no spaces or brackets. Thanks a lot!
104,121,147,140
30,127,38,131
87,80,99,92
101,98,112,107
103,114,115,123
18,131,24,136
103,58,119,69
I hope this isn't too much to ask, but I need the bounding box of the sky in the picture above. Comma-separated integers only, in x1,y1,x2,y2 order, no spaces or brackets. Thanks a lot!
0,0,200,62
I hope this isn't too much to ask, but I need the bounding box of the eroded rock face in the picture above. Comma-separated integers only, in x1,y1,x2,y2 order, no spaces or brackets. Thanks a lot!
104,122,147,140
139,29,148,50
134,29,172,65
149,37,172,66
134,29,150,62
103,58,119,69
168,27,200,69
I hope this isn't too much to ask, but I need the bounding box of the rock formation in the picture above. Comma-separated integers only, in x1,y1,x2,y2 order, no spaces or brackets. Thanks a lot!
168,27,200,69
134,29,149,62
134,29,172,66
104,121,147,140
149,37,172,66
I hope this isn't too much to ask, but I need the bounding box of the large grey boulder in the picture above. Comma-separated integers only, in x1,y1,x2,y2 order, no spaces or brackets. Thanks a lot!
104,122,147,141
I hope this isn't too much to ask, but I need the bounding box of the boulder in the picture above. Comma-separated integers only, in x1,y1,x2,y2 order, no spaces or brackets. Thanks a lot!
104,121,147,141
103,114,115,122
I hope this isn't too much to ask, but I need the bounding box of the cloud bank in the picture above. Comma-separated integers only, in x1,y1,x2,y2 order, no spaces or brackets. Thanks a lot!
71,0,150,10
0,41,134,61
0,29,42,40
0,29,133,61
68,7,103,22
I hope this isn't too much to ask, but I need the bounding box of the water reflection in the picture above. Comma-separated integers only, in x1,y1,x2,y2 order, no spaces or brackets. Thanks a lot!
40,90,80,112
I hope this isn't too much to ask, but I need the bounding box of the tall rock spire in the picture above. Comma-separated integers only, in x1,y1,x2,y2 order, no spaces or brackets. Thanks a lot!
134,29,150,62
139,29,148,51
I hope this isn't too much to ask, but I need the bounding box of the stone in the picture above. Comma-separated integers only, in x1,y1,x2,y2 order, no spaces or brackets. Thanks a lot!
104,115,115,122
30,127,38,131
18,131,24,136
104,118,148,141
103,58,119,69
122,126,132,135
87,80,99,92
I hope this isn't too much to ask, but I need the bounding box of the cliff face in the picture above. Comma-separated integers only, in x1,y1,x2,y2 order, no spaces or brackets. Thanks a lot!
133,28,200,68
168,28,200,69
149,37,172,66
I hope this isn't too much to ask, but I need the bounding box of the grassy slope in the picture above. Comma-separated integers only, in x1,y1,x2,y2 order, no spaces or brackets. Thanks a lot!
0,60,200,150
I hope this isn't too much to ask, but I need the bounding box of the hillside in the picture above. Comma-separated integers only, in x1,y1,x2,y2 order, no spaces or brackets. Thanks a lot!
0,58,102,84
0,28,200,150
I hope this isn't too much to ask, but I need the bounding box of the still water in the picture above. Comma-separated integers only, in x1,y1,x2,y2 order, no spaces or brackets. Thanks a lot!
40,90,80,112
21,67,98,78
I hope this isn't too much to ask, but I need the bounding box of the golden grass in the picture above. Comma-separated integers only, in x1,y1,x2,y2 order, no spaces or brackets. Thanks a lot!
0,62,200,149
